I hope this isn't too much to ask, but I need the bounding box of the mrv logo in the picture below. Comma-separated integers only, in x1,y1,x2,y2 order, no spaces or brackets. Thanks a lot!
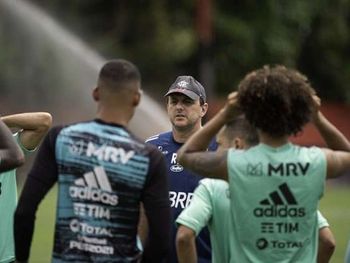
268,162,310,176
86,142,134,164
254,183,305,218
70,166,118,206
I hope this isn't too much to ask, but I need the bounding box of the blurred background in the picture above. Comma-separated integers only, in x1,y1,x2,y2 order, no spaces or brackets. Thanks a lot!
0,0,349,262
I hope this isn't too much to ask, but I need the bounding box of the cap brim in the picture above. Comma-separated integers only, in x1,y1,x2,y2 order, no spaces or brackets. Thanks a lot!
164,88,199,100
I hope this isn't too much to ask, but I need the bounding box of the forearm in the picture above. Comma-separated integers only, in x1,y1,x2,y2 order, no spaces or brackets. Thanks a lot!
176,226,197,263
142,206,171,262
317,227,335,263
314,112,350,151
14,176,52,261
138,204,148,247
1,112,52,131
178,109,226,160
0,120,24,172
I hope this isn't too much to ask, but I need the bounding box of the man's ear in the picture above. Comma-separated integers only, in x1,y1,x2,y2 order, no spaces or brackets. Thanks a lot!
233,138,245,150
132,90,141,107
92,87,99,101
200,103,209,117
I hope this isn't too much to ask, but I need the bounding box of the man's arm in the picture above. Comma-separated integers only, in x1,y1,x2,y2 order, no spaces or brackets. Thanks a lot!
177,92,240,181
176,181,213,263
317,211,335,263
317,227,335,263
141,147,171,263
2,112,52,150
14,127,60,262
0,119,24,172
324,149,350,179
311,96,350,152
176,226,197,263
310,96,350,178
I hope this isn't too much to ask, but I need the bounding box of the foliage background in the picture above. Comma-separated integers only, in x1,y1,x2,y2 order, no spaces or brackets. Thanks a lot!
1,0,350,103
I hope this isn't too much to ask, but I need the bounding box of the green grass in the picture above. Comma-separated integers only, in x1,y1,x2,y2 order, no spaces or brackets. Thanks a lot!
319,185,350,263
28,185,349,263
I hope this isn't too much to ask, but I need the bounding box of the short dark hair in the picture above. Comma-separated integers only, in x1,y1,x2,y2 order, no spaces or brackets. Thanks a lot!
98,59,141,90
237,65,315,137
224,115,259,147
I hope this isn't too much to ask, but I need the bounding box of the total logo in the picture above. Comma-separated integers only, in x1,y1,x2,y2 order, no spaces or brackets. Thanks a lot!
256,238,304,250
253,183,305,218
70,166,118,206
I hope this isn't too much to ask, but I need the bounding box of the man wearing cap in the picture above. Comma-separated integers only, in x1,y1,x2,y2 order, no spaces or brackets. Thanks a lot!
146,76,217,263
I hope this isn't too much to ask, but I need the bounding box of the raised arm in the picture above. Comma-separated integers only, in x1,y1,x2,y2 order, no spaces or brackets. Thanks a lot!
14,127,60,262
311,96,350,151
0,119,24,172
177,92,240,181
310,96,350,178
2,112,52,150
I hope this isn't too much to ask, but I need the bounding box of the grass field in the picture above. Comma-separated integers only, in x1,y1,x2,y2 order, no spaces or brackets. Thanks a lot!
28,184,349,263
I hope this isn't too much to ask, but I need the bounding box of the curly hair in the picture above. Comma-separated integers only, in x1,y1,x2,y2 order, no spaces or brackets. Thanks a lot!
237,65,315,137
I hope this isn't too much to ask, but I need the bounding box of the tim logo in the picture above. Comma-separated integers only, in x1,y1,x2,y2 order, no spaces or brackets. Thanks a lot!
254,183,305,218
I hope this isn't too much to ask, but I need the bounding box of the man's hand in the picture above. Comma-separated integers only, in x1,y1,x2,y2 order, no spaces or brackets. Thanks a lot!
311,95,322,123
221,92,241,123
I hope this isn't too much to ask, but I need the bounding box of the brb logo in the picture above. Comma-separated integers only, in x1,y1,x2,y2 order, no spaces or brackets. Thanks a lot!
169,191,193,209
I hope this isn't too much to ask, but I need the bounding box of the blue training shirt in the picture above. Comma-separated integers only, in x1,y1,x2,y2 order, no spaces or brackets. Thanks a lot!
146,131,217,263
14,119,171,263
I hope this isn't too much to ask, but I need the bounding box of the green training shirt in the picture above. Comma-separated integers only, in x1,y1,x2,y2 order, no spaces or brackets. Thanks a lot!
176,177,329,263
227,143,326,263
0,133,34,263
176,178,232,263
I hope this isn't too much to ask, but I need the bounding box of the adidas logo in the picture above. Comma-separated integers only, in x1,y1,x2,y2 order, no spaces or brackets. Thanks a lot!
253,183,305,218
69,166,119,206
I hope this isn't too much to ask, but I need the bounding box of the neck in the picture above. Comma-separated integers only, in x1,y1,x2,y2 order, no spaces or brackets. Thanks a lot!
258,131,289,147
96,104,133,127
172,122,202,144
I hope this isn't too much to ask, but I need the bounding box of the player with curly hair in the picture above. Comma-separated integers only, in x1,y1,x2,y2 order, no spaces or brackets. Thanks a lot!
177,65,350,262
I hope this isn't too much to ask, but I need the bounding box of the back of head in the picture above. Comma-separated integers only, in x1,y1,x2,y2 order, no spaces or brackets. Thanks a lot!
98,59,141,92
237,65,315,137
224,115,259,148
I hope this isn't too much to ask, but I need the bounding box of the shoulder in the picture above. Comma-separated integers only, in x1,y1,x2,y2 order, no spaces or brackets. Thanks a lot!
292,144,326,160
145,131,172,145
199,178,229,191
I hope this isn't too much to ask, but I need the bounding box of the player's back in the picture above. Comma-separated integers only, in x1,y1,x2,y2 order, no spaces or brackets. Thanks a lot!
227,142,327,262
53,120,158,262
